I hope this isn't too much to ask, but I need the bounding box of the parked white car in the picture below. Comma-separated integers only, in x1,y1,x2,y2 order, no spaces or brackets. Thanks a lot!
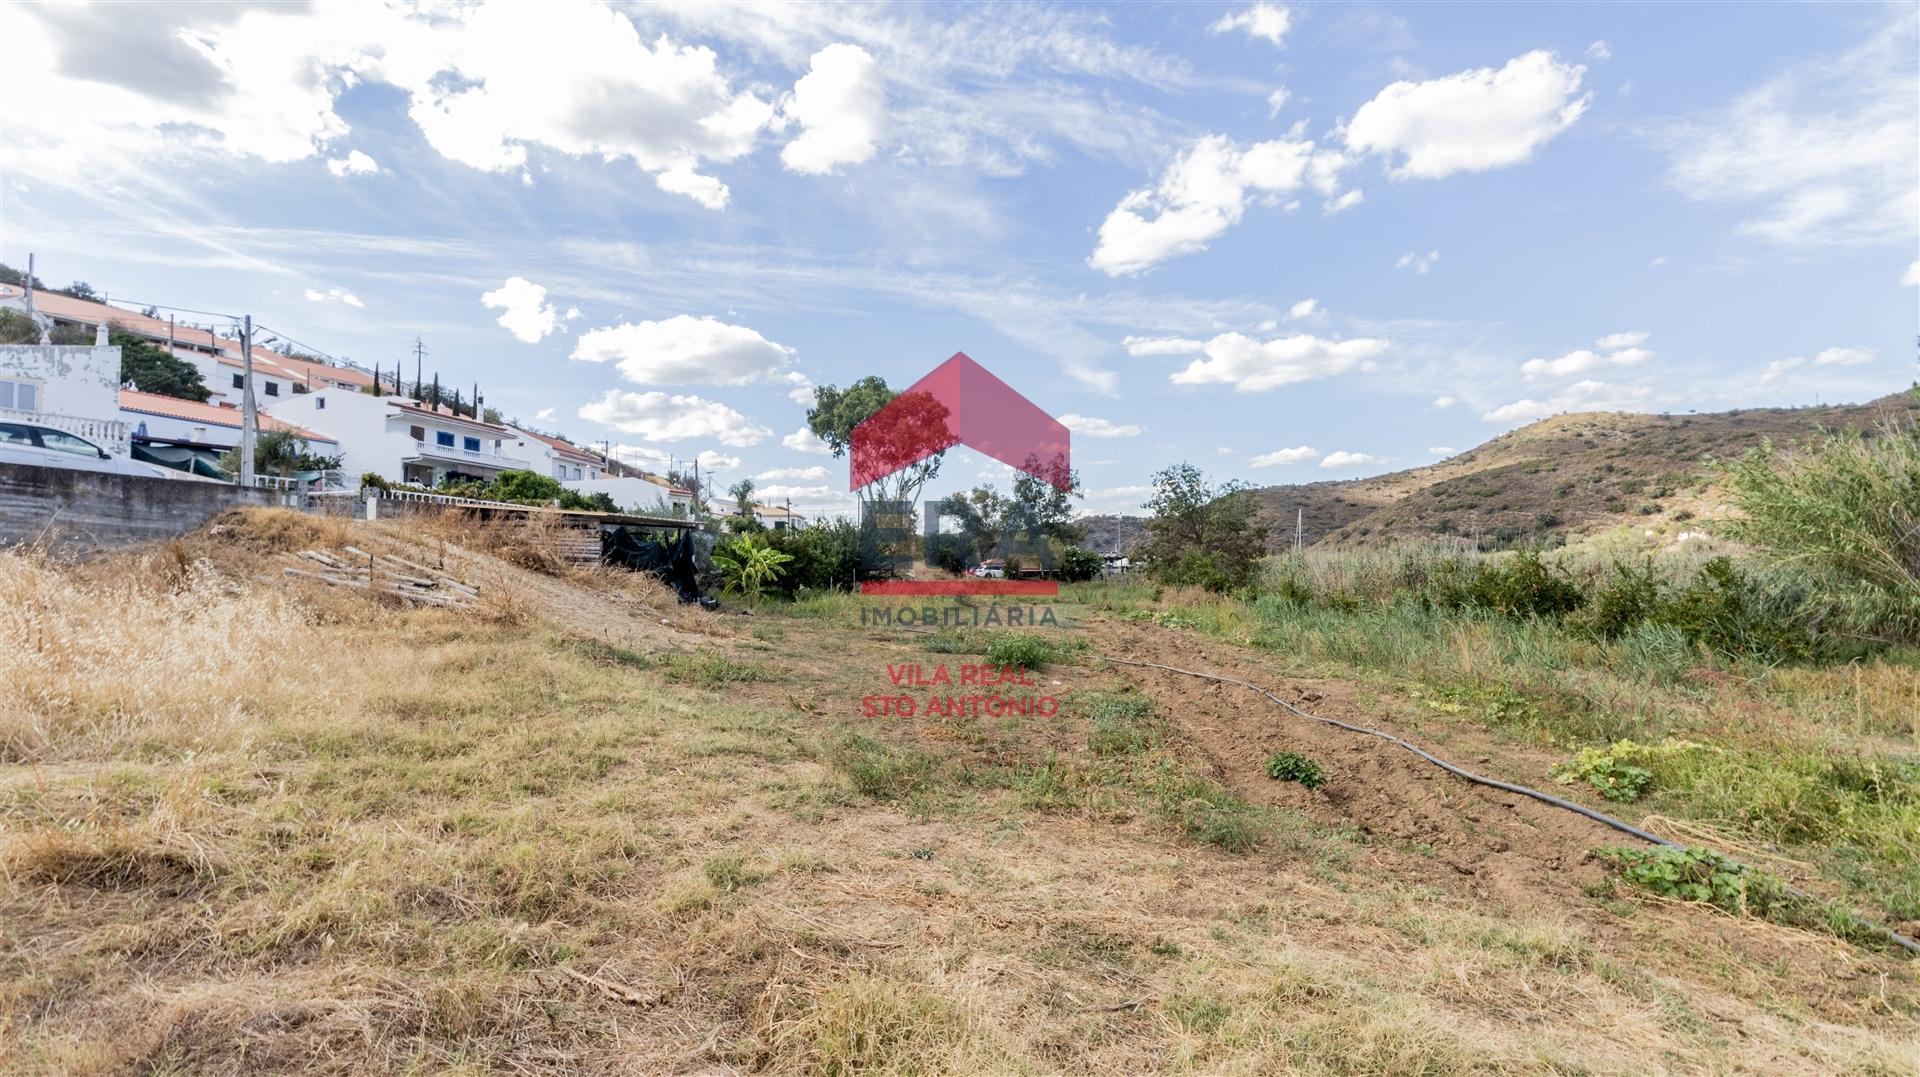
0,421,178,479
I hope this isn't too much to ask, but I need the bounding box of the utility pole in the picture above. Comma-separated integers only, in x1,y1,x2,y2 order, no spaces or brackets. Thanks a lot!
1295,507,1303,554
239,315,257,487
24,253,46,343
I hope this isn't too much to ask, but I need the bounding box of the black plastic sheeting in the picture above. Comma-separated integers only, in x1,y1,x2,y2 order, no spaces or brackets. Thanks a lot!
601,527,717,609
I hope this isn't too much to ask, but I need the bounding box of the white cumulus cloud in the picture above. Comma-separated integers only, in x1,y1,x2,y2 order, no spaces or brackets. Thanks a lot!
1211,3,1291,47
782,426,833,454
1396,250,1440,273
325,149,379,176
1758,357,1805,383
1090,133,1352,274
781,43,883,175
1124,335,1205,356
1522,331,1655,380
1345,50,1589,179
1480,380,1652,424
571,315,793,384
1267,87,1291,118
1905,260,1920,286
1058,413,1142,438
1320,451,1382,469
1170,332,1388,392
1428,445,1457,456
303,286,363,308
756,465,829,481
1249,445,1317,467
781,371,816,406
578,390,770,446
480,277,559,344
1815,346,1875,366
1432,395,1458,409
1288,298,1320,319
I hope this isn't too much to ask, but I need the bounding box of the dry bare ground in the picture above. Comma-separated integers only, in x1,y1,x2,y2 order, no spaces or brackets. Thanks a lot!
2,509,1915,1074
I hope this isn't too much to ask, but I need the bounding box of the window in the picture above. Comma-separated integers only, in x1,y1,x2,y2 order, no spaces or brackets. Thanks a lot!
0,423,35,445
409,425,425,442
264,382,280,397
463,436,480,452
0,379,38,412
38,429,101,457
435,431,455,448
232,373,245,389
316,397,326,410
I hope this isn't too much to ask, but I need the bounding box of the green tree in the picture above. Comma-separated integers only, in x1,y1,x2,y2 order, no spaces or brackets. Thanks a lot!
111,328,211,401
1139,463,1268,592
807,376,948,506
729,477,756,518
0,309,40,344
62,281,100,302
219,430,344,478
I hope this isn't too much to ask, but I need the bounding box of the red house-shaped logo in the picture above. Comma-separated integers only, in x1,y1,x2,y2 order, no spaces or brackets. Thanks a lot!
850,352,1071,492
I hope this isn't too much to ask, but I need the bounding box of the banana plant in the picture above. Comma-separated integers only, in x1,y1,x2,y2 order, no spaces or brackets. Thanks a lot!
713,534,794,609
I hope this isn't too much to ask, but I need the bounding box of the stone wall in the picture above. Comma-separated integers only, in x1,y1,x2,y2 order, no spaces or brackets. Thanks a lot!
0,462,283,551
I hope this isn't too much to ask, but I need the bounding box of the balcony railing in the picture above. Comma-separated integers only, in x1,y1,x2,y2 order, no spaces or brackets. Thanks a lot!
406,439,527,471
0,407,130,455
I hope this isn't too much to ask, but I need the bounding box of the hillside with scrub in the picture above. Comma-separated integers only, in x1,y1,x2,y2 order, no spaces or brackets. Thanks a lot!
1084,391,1918,554
1,403,1917,1074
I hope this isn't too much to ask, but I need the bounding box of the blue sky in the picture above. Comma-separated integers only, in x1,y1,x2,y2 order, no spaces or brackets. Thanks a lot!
2,1,1914,517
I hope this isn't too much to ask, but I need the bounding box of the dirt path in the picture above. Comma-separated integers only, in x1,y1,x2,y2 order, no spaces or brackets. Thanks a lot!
1088,616,1905,986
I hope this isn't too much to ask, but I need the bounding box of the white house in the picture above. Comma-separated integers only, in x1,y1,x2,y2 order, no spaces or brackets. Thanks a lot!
508,426,604,482
0,342,131,454
724,502,808,531
563,473,694,515
265,387,529,486
0,283,375,406
120,388,337,456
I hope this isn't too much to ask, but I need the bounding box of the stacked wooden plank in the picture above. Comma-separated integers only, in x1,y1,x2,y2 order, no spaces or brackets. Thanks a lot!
551,527,604,565
275,545,480,609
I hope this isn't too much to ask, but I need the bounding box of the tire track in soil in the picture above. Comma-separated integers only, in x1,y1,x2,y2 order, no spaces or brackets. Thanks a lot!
1092,617,1632,916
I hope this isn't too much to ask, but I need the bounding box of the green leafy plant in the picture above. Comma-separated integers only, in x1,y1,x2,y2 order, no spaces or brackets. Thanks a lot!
985,633,1053,671
1264,751,1327,790
1599,845,1792,918
713,534,794,609
1550,738,1701,802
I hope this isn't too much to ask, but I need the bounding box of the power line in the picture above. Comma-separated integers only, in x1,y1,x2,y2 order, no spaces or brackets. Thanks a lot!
99,297,242,322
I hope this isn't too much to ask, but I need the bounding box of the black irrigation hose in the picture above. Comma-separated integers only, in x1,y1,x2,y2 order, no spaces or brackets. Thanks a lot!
1099,654,1920,958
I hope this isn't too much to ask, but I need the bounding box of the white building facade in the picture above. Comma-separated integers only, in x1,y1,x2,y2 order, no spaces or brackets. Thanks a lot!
265,388,529,486
0,343,130,454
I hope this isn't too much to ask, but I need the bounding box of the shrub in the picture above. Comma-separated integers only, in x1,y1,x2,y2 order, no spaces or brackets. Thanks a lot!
986,633,1052,671
1426,548,1585,620
764,520,863,595
1657,556,1813,662
1575,558,1664,641
1264,751,1327,790
1722,409,1920,643
1056,546,1105,583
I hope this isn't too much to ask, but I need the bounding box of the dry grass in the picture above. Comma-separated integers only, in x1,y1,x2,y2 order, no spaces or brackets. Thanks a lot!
2,511,1915,1074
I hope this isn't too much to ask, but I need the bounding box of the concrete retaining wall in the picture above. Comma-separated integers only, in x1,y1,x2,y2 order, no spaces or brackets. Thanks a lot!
0,462,283,551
